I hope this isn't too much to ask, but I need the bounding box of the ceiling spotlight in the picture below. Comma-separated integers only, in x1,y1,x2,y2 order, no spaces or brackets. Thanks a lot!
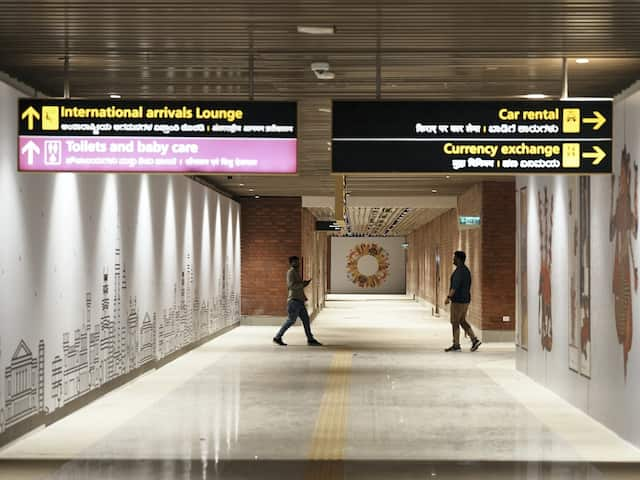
446,175,451,179
239,183,245,186
431,189,438,193
318,107,331,113
523,93,548,99
297,25,335,35
109,93,121,99
575,58,590,64
254,195,260,199
311,62,335,80
249,188,254,192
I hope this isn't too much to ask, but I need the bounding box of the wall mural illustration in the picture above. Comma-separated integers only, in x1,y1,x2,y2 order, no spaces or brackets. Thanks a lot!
0,248,240,435
569,178,592,377
518,187,529,350
346,243,390,288
610,145,638,379
538,186,554,352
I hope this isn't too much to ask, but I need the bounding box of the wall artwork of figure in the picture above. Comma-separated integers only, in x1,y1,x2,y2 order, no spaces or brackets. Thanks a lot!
610,146,638,379
569,177,592,377
578,176,592,377
518,187,529,350
538,186,554,352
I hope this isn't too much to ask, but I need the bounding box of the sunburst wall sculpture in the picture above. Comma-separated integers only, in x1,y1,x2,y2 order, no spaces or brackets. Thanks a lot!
346,243,390,289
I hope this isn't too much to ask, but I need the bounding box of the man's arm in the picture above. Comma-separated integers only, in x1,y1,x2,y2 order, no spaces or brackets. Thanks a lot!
445,270,461,305
287,269,306,289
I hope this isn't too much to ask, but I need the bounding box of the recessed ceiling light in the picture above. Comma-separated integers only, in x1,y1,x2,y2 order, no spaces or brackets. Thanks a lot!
431,189,438,193
523,93,547,99
446,175,451,179
297,25,335,35
249,188,254,192
254,195,260,199
239,183,245,186
575,58,590,64
318,107,331,113
109,94,121,99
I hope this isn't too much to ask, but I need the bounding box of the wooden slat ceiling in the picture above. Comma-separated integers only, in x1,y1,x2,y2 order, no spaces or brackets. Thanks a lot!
2,0,639,203
307,206,450,236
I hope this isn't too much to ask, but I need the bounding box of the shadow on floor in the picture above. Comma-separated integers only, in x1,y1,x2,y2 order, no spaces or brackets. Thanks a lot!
2,459,639,480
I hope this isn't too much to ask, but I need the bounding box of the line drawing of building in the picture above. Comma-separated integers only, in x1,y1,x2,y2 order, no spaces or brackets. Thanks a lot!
0,338,3,433
2,245,240,437
126,297,138,372
2,339,45,431
139,312,155,366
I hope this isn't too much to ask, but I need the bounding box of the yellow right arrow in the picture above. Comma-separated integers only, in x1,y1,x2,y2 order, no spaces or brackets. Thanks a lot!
582,145,606,165
582,111,607,131
21,106,40,130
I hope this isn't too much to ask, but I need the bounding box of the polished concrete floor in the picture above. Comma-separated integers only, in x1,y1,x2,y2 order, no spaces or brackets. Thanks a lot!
1,295,640,479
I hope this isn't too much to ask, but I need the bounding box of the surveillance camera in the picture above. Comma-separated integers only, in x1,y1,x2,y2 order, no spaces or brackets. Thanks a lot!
311,62,330,75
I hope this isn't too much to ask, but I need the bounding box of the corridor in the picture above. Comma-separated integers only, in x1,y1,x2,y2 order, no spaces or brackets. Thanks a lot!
1,296,639,479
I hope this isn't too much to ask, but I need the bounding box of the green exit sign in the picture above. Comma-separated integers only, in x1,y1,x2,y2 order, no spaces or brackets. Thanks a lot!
459,216,481,226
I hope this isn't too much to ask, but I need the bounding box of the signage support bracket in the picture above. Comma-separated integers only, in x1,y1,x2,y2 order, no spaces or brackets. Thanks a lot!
561,57,569,100
249,27,255,100
376,1,381,100
63,55,70,99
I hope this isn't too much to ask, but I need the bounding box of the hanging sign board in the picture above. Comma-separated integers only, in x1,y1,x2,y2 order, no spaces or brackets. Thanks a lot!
459,216,482,230
332,100,612,174
316,221,342,231
18,99,297,174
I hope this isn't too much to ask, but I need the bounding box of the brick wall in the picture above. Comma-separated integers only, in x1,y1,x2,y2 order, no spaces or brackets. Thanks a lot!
240,198,328,318
407,181,516,336
458,184,483,329
240,197,302,316
302,208,329,316
481,182,516,331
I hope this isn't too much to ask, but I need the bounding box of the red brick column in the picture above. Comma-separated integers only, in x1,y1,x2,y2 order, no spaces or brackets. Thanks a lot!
240,197,302,316
481,182,516,333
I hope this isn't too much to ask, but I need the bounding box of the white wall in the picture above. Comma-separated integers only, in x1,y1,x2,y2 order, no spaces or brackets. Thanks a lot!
0,80,241,438
516,82,640,447
330,236,406,294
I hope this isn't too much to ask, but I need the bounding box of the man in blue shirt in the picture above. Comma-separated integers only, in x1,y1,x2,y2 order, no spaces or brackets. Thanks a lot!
444,250,481,352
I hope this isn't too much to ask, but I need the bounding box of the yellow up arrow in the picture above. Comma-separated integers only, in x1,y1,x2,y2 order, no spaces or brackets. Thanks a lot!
21,106,40,130
582,111,606,131
582,145,606,165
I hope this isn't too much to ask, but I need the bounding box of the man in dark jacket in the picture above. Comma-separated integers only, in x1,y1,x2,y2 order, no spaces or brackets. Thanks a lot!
444,250,481,352
273,256,322,346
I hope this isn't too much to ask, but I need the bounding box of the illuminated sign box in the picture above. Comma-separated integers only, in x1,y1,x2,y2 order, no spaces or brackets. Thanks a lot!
459,216,481,229
18,100,297,174
332,100,612,174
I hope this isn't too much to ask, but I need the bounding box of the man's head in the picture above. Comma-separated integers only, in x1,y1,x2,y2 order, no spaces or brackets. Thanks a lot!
453,250,466,266
289,256,300,268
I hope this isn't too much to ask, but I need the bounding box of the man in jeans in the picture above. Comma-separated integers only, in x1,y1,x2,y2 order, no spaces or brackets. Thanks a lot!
444,250,481,352
273,256,322,346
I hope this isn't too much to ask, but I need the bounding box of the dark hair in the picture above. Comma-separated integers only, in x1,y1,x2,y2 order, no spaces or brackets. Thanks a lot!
454,250,466,263
289,256,299,264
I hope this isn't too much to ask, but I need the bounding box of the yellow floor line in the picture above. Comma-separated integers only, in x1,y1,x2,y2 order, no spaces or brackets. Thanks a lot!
305,352,352,479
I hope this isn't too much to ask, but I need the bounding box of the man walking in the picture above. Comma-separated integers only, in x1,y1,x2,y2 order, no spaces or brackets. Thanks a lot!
273,256,322,346
444,250,481,352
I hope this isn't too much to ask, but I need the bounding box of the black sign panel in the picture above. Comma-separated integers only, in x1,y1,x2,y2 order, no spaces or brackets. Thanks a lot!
315,220,342,231
332,101,612,174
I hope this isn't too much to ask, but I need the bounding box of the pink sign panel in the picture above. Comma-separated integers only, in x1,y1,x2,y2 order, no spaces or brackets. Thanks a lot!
19,136,297,174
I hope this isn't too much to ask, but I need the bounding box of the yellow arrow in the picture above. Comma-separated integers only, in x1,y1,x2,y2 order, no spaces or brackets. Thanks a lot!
582,145,606,165
21,106,40,130
582,111,606,131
